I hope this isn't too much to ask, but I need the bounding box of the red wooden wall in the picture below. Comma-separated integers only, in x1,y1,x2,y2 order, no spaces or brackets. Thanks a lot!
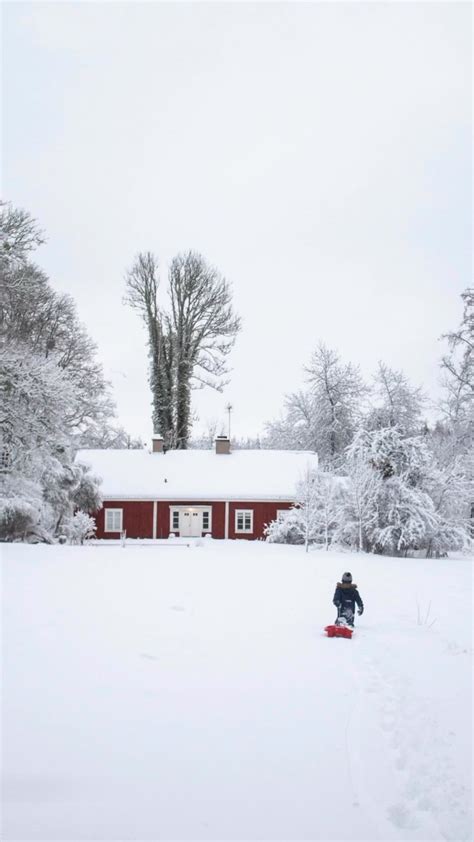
95,500,293,539
156,501,226,539
95,501,154,539
228,502,292,539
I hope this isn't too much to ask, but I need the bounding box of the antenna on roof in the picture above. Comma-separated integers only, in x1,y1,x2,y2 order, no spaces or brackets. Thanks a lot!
225,403,233,441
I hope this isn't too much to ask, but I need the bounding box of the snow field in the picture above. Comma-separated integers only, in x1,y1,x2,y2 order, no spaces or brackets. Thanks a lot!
1,540,472,841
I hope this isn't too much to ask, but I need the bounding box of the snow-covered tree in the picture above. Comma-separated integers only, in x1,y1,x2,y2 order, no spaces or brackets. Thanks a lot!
264,390,318,452
370,475,438,556
0,344,103,541
265,345,367,463
0,346,77,475
266,468,342,551
338,428,439,555
41,459,102,535
439,288,473,450
422,444,473,557
0,201,45,273
0,202,110,541
1,265,115,437
79,424,145,450
366,362,426,435
335,435,381,552
64,510,97,545
304,344,368,466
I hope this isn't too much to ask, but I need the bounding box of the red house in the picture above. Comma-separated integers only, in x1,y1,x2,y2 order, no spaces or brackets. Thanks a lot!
77,436,318,540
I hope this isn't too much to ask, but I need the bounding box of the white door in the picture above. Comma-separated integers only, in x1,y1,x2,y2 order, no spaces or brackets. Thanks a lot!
180,509,201,537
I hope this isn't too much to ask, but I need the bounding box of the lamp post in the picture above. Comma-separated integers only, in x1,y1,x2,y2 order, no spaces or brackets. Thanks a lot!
225,403,233,441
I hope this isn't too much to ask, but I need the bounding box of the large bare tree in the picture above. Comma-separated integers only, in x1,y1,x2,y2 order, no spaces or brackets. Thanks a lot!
125,250,241,449
124,252,175,445
168,251,241,448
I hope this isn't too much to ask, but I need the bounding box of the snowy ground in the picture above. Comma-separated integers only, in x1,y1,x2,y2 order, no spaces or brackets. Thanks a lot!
1,540,472,842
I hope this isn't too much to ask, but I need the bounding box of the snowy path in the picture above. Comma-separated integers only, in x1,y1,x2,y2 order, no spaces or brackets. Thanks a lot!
2,541,472,841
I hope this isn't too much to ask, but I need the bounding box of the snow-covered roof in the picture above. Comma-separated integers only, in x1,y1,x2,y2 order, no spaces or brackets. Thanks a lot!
76,448,319,502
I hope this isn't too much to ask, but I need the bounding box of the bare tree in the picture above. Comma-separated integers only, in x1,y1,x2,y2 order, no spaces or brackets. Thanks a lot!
126,250,240,450
168,251,241,448
124,252,175,447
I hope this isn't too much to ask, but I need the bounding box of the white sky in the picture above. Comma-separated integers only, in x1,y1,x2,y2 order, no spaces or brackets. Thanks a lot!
3,1,471,442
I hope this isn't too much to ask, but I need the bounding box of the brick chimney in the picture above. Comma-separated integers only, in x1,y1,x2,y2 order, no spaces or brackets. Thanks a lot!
152,435,164,453
215,435,230,455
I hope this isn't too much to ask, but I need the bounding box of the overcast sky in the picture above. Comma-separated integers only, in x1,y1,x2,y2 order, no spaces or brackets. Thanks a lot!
3,1,471,442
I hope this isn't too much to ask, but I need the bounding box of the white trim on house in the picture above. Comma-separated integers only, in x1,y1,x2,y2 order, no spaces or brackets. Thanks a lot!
104,508,123,532
235,509,254,534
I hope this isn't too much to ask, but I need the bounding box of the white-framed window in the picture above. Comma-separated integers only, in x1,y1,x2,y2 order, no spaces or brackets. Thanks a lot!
105,508,123,532
171,510,180,531
235,509,253,533
202,509,211,532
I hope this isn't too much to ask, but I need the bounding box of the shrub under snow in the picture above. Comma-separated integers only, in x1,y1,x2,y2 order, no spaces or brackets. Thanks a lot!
64,511,97,545
0,497,40,541
265,508,306,545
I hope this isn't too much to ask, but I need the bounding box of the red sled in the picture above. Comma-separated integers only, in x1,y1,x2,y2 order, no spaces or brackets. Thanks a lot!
325,624,353,639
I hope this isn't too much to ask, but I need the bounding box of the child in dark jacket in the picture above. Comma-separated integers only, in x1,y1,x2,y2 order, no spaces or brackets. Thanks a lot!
333,572,364,627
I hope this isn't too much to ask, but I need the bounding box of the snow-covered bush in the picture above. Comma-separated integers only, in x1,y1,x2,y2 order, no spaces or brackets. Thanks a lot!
265,508,306,545
64,511,97,545
0,473,45,541
266,469,342,551
0,497,39,541
369,477,438,556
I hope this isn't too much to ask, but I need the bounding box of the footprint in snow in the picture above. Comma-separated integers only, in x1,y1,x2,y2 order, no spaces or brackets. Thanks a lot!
140,653,158,661
171,605,185,612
